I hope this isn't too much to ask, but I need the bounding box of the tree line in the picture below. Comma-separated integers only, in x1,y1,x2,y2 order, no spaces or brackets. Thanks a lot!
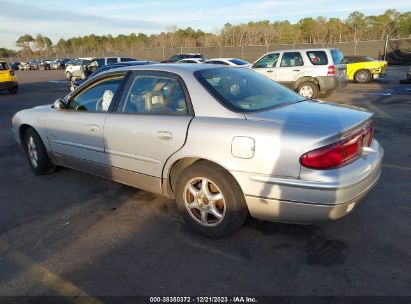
4,9,410,58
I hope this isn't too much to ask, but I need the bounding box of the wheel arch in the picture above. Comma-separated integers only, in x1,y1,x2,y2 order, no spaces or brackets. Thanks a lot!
165,156,242,197
18,124,33,145
294,76,319,90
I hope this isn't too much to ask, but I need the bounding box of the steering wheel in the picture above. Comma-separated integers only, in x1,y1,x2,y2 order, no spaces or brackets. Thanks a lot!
74,104,87,111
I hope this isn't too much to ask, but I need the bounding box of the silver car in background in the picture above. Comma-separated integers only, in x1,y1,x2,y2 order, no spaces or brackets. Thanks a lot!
12,64,383,237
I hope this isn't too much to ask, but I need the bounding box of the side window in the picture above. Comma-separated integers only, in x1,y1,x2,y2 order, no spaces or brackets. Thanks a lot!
306,51,328,65
118,74,188,115
107,58,117,64
68,77,124,112
254,53,279,68
96,58,105,66
280,52,304,67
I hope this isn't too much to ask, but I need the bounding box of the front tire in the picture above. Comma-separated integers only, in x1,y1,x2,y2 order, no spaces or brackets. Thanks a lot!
354,69,371,83
175,161,248,238
24,128,55,175
9,87,18,94
296,81,319,99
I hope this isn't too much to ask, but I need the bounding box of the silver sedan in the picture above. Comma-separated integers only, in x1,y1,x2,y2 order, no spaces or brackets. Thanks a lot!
12,64,383,237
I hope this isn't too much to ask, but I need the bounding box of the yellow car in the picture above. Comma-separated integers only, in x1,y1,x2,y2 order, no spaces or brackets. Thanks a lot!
344,56,387,83
0,61,18,94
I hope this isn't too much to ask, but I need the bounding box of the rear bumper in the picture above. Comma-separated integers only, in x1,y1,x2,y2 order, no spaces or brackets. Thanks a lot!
317,76,347,92
0,81,18,91
231,139,383,223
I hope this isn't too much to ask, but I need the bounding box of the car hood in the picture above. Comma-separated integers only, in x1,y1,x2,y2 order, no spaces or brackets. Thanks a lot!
244,100,373,135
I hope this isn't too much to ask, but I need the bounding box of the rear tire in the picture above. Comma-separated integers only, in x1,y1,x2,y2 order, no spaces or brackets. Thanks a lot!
354,69,371,83
24,128,55,175
175,161,248,238
296,81,319,99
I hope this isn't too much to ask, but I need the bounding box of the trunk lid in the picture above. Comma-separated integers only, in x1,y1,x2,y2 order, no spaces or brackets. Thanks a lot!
245,100,373,137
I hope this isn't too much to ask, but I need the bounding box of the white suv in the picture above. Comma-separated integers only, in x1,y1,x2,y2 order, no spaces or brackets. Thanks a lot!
65,58,93,80
65,57,136,80
253,48,347,98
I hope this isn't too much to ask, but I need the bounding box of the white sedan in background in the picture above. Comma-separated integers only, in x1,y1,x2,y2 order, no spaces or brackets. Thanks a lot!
177,58,205,64
205,58,252,68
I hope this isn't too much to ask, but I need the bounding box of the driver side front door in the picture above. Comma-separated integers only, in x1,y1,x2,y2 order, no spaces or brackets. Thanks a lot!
46,74,126,174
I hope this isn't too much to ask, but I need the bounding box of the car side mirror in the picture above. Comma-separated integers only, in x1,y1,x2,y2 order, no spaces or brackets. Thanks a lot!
53,98,66,111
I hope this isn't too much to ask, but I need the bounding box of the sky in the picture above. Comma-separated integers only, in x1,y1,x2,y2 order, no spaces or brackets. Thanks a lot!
1,0,410,50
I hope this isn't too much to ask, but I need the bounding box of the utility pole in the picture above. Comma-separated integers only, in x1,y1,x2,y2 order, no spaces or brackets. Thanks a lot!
383,36,389,61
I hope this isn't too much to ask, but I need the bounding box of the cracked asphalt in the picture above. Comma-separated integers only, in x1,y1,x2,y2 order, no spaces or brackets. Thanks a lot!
0,67,410,298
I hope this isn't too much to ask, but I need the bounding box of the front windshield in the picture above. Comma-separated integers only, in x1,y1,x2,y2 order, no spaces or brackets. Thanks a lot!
194,67,303,113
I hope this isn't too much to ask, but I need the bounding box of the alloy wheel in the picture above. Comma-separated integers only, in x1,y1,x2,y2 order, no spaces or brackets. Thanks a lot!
183,177,226,227
27,136,38,168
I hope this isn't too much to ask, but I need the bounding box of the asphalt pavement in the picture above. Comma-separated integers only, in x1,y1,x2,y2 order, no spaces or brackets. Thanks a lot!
0,68,410,298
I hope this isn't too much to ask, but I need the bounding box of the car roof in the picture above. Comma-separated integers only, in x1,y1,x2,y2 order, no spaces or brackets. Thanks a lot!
99,63,228,78
206,58,236,61
265,48,337,53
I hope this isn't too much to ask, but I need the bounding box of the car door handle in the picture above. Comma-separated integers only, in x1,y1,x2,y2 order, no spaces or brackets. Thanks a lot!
86,125,99,133
293,69,301,72
155,131,173,140
266,70,273,73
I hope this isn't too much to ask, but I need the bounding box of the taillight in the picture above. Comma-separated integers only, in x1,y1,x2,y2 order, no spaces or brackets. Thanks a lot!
300,122,374,169
327,65,335,75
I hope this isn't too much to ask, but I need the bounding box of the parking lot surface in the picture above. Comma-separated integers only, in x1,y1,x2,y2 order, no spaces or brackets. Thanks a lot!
0,68,410,297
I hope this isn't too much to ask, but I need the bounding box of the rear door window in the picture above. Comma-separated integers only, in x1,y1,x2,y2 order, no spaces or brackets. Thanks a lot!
107,58,118,64
117,73,188,115
306,51,328,65
280,52,304,67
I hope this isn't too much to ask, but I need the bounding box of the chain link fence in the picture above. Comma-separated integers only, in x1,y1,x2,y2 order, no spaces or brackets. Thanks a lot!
5,38,411,65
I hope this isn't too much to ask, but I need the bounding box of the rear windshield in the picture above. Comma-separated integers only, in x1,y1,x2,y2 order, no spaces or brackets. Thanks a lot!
331,49,344,64
194,67,303,113
229,59,248,65
306,51,328,65
0,62,9,70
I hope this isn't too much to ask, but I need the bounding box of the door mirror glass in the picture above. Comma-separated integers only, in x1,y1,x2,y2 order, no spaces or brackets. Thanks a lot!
53,98,66,111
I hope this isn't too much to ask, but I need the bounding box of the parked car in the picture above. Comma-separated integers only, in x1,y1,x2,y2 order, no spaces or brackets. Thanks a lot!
38,60,52,70
0,61,18,94
11,64,383,237
18,62,30,71
177,58,204,63
28,60,39,70
66,57,137,80
51,58,70,70
205,58,252,68
81,57,138,78
253,48,347,99
65,58,93,80
9,62,20,70
161,53,206,63
70,60,158,91
343,56,388,83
